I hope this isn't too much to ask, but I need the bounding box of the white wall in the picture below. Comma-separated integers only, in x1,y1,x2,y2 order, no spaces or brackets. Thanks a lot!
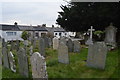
1,30,23,41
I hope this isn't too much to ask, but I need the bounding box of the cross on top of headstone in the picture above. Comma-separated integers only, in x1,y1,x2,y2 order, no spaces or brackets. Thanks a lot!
88,26,95,39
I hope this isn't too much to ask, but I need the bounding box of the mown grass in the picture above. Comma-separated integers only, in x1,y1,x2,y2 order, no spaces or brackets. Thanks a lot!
2,41,119,79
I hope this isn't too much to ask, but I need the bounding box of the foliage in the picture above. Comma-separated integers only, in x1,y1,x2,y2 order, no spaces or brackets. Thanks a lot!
21,31,29,40
93,30,105,41
56,2,119,32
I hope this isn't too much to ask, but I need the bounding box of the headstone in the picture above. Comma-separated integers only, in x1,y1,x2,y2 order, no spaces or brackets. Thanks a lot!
39,37,45,56
17,48,29,77
105,23,117,48
85,26,95,45
66,38,73,52
29,46,33,56
86,42,107,69
44,37,49,48
59,37,67,44
53,37,59,50
2,47,10,68
48,38,52,47
16,40,20,51
58,42,69,64
30,52,48,78
73,40,81,53
8,51,16,72
11,40,15,51
33,38,37,49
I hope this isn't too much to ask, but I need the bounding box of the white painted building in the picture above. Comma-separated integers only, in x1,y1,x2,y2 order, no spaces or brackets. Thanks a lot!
0,23,23,42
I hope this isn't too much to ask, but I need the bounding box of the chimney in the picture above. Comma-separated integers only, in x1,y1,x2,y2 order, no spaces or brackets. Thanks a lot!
52,25,54,28
42,24,46,27
14,22,17,25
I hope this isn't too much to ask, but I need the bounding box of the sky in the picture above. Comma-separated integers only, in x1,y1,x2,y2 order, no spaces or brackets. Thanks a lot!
0,0,70,27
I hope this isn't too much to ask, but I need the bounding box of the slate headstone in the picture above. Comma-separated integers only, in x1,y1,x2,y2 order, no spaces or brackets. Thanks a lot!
67,38,73,52
2,47,9,68
58,42,69,64
73,40,81,53
39,37,45,56
86,42,107,69
17,48,29,77
30,52,48,78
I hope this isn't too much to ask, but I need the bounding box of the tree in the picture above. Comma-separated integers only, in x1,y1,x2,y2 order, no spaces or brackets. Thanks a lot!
56,2,120,46
21,31,29,40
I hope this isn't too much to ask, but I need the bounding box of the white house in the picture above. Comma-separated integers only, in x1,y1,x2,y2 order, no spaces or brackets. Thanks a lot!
46,27,76,38
0,23,23,42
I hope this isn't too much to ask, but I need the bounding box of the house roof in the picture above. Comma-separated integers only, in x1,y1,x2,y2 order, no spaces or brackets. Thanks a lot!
33,26,48,31
0,24,20,31
46,27,65,32
18,25,34,31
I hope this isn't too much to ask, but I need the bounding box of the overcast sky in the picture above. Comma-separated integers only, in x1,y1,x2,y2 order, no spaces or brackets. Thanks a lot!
0,0,69,27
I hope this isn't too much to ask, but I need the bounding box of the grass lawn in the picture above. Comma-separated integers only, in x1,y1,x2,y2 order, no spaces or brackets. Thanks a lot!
2,42,120,79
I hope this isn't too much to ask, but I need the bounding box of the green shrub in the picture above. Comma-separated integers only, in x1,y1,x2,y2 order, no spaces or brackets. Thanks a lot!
21,31,29,40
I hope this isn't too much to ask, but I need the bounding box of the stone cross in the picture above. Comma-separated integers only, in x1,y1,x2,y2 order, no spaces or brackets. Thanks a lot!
85,26,95,45
30,52,48,78
88,26,95,40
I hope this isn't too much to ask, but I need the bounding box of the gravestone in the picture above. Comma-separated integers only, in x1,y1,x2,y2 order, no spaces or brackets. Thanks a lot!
39,37,45,56
2,47,9,69
11,40,15,51
30,52,48,78
86,42,107,69
44,37,49,48
33,38,37,49
16,40,20,51
66,38,73,52
58,42,69,64
53,37,59,50
105,23,117,48
48,38,52,47
59,37,67,44
29,46,33,56
8,51,16,72
73,40,81,53
17,48,29,77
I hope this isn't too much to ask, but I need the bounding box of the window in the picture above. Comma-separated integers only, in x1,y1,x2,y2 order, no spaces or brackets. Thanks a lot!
6,32,17,36
55,33,57,35
59,33,61,36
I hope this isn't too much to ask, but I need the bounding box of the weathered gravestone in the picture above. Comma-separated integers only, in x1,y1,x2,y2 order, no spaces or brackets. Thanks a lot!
30,52,48,78
73,40,81,53
58,42,69,64
53,37,59,50
8,51,16,72
11,40,15,51
59,37,67,44
66,38,73,52
29,46,33,56
33,38,37,49
16,40,20,51
105,23,117,48
17,48,29,77
44,37,49,48
86,42,107,69
2,47,10,69
48,38,52,47
39,37,45,56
